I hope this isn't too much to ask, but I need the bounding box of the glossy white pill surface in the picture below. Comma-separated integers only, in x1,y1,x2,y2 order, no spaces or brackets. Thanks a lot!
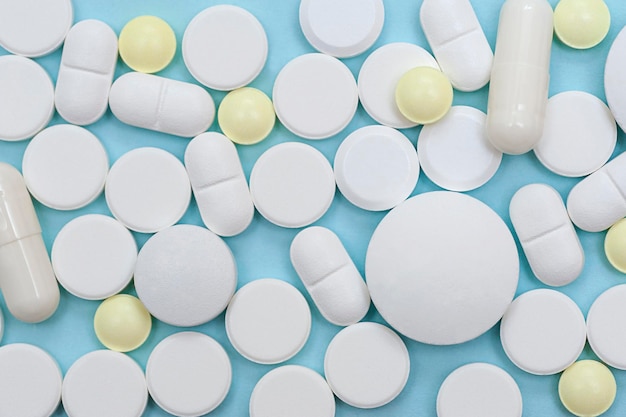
587,284,626,370
605,25,626,133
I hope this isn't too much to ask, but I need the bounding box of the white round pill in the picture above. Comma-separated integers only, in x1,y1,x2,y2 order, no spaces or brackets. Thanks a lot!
534,91,616,177
134,224,237,327
417,106,502,192
605,26,626,133
250,365,335,417
324,322,410,409
146,332,232,417
105,147,191,233
334,125,419,211
366,191,519,345
183,5,267,91
250,142,335,228
587,284,626,370
273,53,358,139
62,350,147,417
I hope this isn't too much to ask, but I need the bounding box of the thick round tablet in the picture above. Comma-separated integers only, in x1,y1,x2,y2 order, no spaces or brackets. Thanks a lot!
605,27,626,133
250,142,335,228
134,224,237,327
118,16,176,73
146,332,232,417
105,147,191,233
273,53,358,139
559,360,616,417
586,284,626,370
218,87,275,145
500,289,586,375
250,365,335,417
366,191,519,345
183,5,267,90
395,66,453,125
418,106,502,191
605,218,626,273
94,295,152,352
324,322,409,408
62,350,147,417
554,0,610,49
334,125,419,211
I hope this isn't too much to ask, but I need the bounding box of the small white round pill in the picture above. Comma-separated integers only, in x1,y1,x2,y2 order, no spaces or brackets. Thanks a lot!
587,284,626,370
605,26,626,133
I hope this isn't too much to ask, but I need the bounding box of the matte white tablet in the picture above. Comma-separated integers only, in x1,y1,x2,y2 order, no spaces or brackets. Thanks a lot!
587,284,626,370
366,191,519,345
605,26,626,133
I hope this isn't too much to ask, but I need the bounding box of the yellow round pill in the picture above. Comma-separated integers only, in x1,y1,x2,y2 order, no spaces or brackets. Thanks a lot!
395,66,453,125
604,218,626,273
218,87,275,145
554,0,610,49
94,294,152,352
559,360,616,417
118,15,177,73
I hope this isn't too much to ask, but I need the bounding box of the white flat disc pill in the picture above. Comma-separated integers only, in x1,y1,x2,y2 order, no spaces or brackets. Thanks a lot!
605,26,626,133
147,332,232,417
105,147,191,233
334,125,420,211
534,91,616,177
22,124,109,210
417,106,502,192
134,224,236,327
273,53,358,139
62,350,147,417
0,55,54,141
249,142,335,228
586,284,626,370
358,42,439,128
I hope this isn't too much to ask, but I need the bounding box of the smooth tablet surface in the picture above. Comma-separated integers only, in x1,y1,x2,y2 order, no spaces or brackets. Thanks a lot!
559,360,616,417
324,322,410,409
250,142,335,228
554,0,610,49
605,218,626,273
366,191,519,345
395,67,453,125
118,16,176,73
94,295,152,352
417,106,501,192
218,87,275,145
605,26,626,133
334,125,419,211
586,284,626,370
146,332,232,417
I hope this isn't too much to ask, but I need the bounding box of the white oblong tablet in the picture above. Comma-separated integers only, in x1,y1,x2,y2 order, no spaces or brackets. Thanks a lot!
534,91,616,177
249,142,335,228
105,147,191,233
183,5,268,91
62,350,147,417
147,332,232,417
273,53,358,139
417,106,502,192
334,125,419,211
587,284,626,370
358,42,439,128
605,26,626,133
22,124,109,210
0,55,54,141
366,191,519,345
134,224,237,327
500,289,586,375
437,363,522,417
250,365,335,417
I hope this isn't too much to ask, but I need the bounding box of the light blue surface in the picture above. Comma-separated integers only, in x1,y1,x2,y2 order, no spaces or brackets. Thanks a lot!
1,0,626,416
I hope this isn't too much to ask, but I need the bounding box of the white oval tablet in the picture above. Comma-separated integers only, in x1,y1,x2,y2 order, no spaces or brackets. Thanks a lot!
273,53,358,139
366,191,519,345
183,5,268,90
249,142,335,228
62,350,147,417
417,106,501,192
134,224,237,327
105,147,191,233
250,365,335,417
605,26,626,133
358,42,439,128
147,332,232,417
334,125,419,211
587,284,626,370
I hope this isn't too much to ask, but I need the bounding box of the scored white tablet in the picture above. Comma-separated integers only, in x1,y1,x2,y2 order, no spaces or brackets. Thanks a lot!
587,284,626,370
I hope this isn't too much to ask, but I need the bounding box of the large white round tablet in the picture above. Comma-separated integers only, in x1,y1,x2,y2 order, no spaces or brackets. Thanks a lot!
62,350,147,417
366,191,519,345
587,284,626,370
134,224,237,327
250,365,335,417
105,147,191,233
273,53,358,139
183,5,267,90
605,26,626,133
417,106,502,191
500,289,586,375
250,142,335,228
358,42,439,128
146,332,232,417
334,125,419,211
0,55,54,141
534,91,616,177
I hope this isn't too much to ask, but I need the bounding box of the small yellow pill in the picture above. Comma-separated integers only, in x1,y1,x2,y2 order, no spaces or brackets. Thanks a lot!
604,218,626,273
94,294,152,352
118,15,177,73
395,66,453,125
559,360,616,417
554,0,610,49
218,87,275,145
